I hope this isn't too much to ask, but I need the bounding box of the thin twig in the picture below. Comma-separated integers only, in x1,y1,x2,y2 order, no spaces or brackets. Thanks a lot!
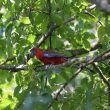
47,0,52,49
84,10,104,26
92,63,110,87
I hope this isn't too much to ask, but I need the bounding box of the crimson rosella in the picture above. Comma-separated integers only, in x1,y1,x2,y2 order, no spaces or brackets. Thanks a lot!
29,48,95,73
30,48,69,65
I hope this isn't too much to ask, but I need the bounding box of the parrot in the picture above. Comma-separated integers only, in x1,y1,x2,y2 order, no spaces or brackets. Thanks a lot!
30,48,69,65
29,47,95,73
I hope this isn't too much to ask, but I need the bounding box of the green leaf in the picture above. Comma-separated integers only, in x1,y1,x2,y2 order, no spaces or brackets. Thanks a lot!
105,24,110,36
98,26,105,38
20,17,31,24
83,32,96,39
0,0,3,2
35,14,43,24
51,13,63,25
82,39,91,50
28,34,36,43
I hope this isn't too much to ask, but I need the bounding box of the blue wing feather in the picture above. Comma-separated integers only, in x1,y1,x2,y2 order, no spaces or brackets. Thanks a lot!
44,51,67,58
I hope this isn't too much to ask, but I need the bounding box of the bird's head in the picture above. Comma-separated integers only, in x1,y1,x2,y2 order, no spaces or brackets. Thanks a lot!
29,48,37,57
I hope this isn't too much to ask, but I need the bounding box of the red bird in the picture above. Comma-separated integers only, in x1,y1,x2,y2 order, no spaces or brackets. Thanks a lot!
29,48,95,73
30,48,69,65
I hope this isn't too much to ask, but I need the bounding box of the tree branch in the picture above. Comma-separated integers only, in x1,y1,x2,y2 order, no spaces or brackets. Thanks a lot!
0,64,28,72
47,0,52,49
92,63,110,87
48,49,110,108
87,4,96,11
47,49,110,108
84,9,104,26
48,68,82,108
86,49,110,65
92,63,110,106
47,0,51,17
1,48,110,72
35,16,76,47
68,43,102,56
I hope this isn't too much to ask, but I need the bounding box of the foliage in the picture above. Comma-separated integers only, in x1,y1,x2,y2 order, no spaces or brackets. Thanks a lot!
0,0,110,110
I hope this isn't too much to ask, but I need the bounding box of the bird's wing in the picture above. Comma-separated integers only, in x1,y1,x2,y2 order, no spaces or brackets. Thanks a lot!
44,51,67,58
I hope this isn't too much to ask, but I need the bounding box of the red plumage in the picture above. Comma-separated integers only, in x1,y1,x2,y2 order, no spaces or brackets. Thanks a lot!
30,48,69,65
